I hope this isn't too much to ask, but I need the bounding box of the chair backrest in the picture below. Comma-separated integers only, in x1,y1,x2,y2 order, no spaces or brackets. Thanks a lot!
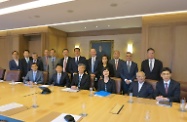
179,81,187,100
4,70,21,81
145,79,158,90
0,68,6,80
43,71,49,84
111,77,122,94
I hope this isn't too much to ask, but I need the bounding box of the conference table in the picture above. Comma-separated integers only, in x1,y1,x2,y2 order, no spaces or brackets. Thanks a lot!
0,82,186,122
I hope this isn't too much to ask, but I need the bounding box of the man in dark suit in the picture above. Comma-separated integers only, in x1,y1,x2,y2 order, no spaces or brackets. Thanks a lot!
69,48,87,76
9,51,20,70
71,63,90,90
129,71,154,98
141,48,163,80
120,52,138,94
59,49,72,73
155,67,180,102
41,49,50,71
24,63,43,84
49,64,70,87
109,50,124,78
20,50,32,78
29,53,43,71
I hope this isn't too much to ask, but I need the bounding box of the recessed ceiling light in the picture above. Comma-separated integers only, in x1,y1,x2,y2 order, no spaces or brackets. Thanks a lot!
110,3,118,7
0,0,9,4
34,15,40,18
67,10,74,13
84,27,87,29
108,25,110,27
96,26,98,28
0,0,74,15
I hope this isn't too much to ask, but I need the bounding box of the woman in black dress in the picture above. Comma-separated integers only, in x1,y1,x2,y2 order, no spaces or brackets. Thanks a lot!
98,55,114,78
97,67,116,93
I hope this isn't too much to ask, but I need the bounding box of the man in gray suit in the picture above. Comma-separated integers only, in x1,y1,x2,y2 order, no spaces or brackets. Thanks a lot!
41,49,50,71
24,63,44,84
120,52,138,94
48,49,60,79
109,50,124,78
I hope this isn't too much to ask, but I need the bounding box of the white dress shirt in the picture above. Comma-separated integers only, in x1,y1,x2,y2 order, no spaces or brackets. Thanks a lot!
138,82,144,92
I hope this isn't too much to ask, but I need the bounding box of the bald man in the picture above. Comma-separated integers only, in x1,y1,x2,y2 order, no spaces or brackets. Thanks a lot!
109,50,124,78
129,71,154,98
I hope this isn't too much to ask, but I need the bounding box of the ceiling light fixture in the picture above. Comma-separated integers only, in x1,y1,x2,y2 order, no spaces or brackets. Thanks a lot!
0,0,74,15
1,10,187,31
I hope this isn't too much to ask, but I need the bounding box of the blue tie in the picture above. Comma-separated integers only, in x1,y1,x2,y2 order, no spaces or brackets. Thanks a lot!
57,73,61,84
78,75,82,88
33,72,36,81
91,57,95,73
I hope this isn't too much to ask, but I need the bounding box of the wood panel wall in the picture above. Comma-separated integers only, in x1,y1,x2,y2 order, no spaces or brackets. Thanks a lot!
142,12,187,81
0,27,67,69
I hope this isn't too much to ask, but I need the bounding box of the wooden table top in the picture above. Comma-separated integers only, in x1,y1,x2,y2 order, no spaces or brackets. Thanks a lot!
0,82,186,122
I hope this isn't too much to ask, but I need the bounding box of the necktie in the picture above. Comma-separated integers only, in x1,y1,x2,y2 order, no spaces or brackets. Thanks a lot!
46,57,48,65
63,58,67,72
165,83,168,94
150,60,153,72
91,57,95,73
75,57,78,65
52,58,55,69
115,60,118,70
127,61,131,73
78,75,82,88
33,72,36,81
57,73,61,84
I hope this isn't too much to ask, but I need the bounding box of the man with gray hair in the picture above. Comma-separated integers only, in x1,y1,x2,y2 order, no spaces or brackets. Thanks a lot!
129,71,154,98
71,63,90,90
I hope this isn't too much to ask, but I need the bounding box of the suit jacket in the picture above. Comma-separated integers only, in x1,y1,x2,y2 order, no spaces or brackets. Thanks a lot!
141,59,163,80
87,56,100,76
59,57,72,73
20,57,32,77
129,81,154,98
48,57,60,79
24,70,43,84
120,61,138,81
49,72,70,87
29,59,44,71
69,56,87,74
98,63,114,77
98,78,116,93
71,73,90,90
41,56,50,71
155,79,180,102
9,59,20,70
109,59,124,78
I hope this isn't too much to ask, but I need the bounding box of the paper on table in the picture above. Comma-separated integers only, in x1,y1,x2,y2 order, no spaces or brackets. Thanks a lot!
61,88,79,92
0,102,23,112
40,85,49,87
51,113,82,122
9,82,22,85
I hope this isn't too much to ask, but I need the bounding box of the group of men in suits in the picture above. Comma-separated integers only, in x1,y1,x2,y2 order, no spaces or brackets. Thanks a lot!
8,47,180,102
